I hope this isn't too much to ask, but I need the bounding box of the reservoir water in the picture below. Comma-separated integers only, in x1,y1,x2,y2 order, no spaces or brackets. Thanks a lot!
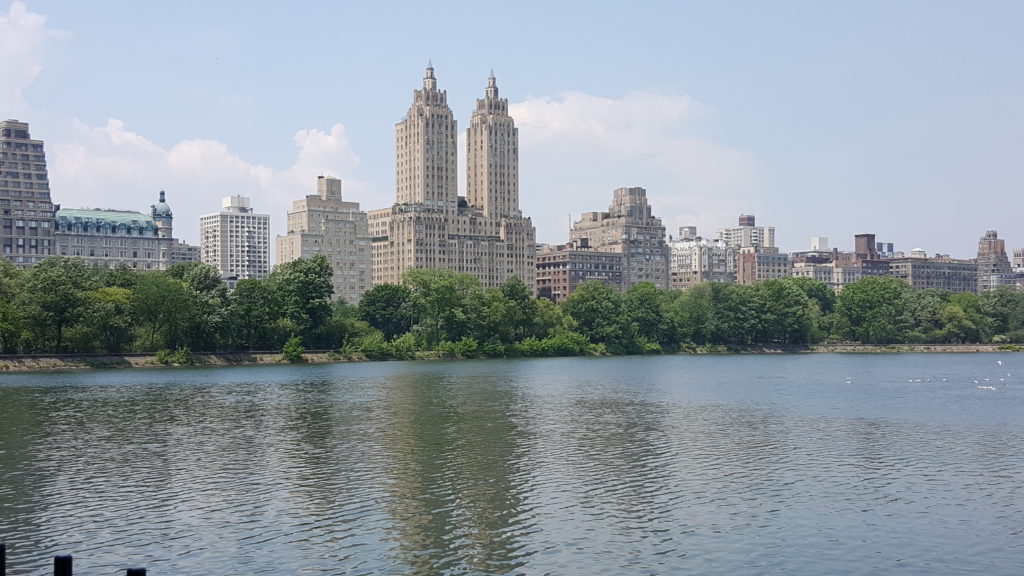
1,354,1021,575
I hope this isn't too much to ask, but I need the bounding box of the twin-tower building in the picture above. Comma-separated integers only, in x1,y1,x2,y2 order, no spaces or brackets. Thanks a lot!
367,64,536,289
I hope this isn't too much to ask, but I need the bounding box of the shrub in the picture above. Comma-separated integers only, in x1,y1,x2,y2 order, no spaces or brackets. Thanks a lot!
156,347,193,365
281,336,305,363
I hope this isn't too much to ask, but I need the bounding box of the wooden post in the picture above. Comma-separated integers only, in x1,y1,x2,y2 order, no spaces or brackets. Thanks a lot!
126,569,146,576
53,555,72,576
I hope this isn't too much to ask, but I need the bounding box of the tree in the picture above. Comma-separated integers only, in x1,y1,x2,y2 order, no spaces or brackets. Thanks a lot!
750,279,812,345
481,277,538,346
267,255,334,345
562,280,630,353
226,279,277,350
167,262,229,351
81,286,134,353
834,276,912,343
404,268,484,347
0,259,24,353
131,272,191,351
17,257,93,352
359,283,415,340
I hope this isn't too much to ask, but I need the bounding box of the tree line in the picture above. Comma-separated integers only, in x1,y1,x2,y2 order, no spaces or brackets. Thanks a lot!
2,255,1024,358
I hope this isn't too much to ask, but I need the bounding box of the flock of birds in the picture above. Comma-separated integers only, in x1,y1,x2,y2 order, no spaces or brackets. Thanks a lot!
843,358,1012,391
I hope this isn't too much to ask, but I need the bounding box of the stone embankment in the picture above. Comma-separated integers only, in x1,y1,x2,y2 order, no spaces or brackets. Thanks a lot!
0,352,339,372
0,345,1016,372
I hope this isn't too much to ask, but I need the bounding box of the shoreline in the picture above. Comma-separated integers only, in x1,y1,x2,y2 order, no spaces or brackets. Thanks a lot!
0,344,1017,373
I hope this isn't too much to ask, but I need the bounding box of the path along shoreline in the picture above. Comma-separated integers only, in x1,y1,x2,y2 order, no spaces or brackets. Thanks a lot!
0,344,1016,373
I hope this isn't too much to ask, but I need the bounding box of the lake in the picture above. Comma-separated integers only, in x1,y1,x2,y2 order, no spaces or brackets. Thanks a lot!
1,354,1021,575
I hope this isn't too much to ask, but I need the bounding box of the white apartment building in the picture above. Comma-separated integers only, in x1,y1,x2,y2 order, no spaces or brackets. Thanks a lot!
717,214,775,249
277,175,372,303
200,195,270,286
668,226,736,290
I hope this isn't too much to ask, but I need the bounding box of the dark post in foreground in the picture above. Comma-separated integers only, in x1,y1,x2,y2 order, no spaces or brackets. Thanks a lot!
54,555,72,576
126,569,147,576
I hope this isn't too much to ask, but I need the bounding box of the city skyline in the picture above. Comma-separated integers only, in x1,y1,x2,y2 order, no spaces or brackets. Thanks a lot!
3,1,1022,258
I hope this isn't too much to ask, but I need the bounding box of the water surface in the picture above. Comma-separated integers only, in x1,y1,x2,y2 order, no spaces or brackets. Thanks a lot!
1,354,1021,574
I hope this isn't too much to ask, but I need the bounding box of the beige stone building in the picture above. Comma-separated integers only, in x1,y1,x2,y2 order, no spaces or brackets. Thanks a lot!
200,195,270,286
1,119,56,266
568,187,670,289
888,254,978,293
976,230,1013,292
370,65,536,290
277,176,371,303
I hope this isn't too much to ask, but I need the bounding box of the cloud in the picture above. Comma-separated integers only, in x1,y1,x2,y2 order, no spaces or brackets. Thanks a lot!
511,91,758,243
0,1,49,116
49,119,371,251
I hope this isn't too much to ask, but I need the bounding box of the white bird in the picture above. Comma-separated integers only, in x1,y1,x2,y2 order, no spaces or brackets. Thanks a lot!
998,360,1003,366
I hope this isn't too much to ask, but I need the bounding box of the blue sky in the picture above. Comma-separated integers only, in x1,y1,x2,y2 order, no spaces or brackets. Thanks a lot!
4,1,1022,258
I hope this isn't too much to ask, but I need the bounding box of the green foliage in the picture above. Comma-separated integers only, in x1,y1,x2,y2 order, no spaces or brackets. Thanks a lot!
436,337,480,359
404,268,484,346
17,257,94,352
834,276,912,344
156,347,193,365
268,255,334,346
281,336,306,363
562,281,632,353
358,283,415,340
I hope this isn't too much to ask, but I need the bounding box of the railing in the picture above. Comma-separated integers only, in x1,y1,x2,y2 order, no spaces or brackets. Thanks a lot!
0,544,146,575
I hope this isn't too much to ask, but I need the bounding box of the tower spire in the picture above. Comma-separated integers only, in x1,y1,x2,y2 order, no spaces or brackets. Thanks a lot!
424,60,436,90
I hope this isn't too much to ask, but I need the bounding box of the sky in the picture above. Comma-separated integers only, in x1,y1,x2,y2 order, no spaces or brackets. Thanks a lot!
3,0,1022,259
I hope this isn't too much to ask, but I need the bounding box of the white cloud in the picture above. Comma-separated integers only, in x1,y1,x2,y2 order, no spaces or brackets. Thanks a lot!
49,119,371,251
511,91,758,243
0,1,49,117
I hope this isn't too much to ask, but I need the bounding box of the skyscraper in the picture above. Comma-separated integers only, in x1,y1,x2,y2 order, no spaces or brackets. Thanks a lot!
277,175,372,303
976,229,1013,292
200,195,270,287
370,65,536,290
568,186,671,289
0,119,57,266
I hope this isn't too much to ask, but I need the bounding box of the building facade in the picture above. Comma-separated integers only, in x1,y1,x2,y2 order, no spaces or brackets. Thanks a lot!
737,247,792,284
55,191,197,269
370,65,536,290
888,255,978,293
668,227,735,290
200,195,270,286
568,187,670,290
277,176,372,303
1,119,56,266
535,242,624,304
976,229,1013,292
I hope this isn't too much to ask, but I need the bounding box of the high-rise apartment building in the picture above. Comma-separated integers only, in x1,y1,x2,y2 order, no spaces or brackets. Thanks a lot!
200,195,270,286
568,187,670,289
277,176,372,303
0,119,57,266
370,65,536,289
55,191,197,270
976,229,1013,292
717,214,775,249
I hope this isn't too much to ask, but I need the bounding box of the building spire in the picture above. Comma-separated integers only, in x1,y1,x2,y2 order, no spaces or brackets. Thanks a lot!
424,60,436,90
486,69,498,99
